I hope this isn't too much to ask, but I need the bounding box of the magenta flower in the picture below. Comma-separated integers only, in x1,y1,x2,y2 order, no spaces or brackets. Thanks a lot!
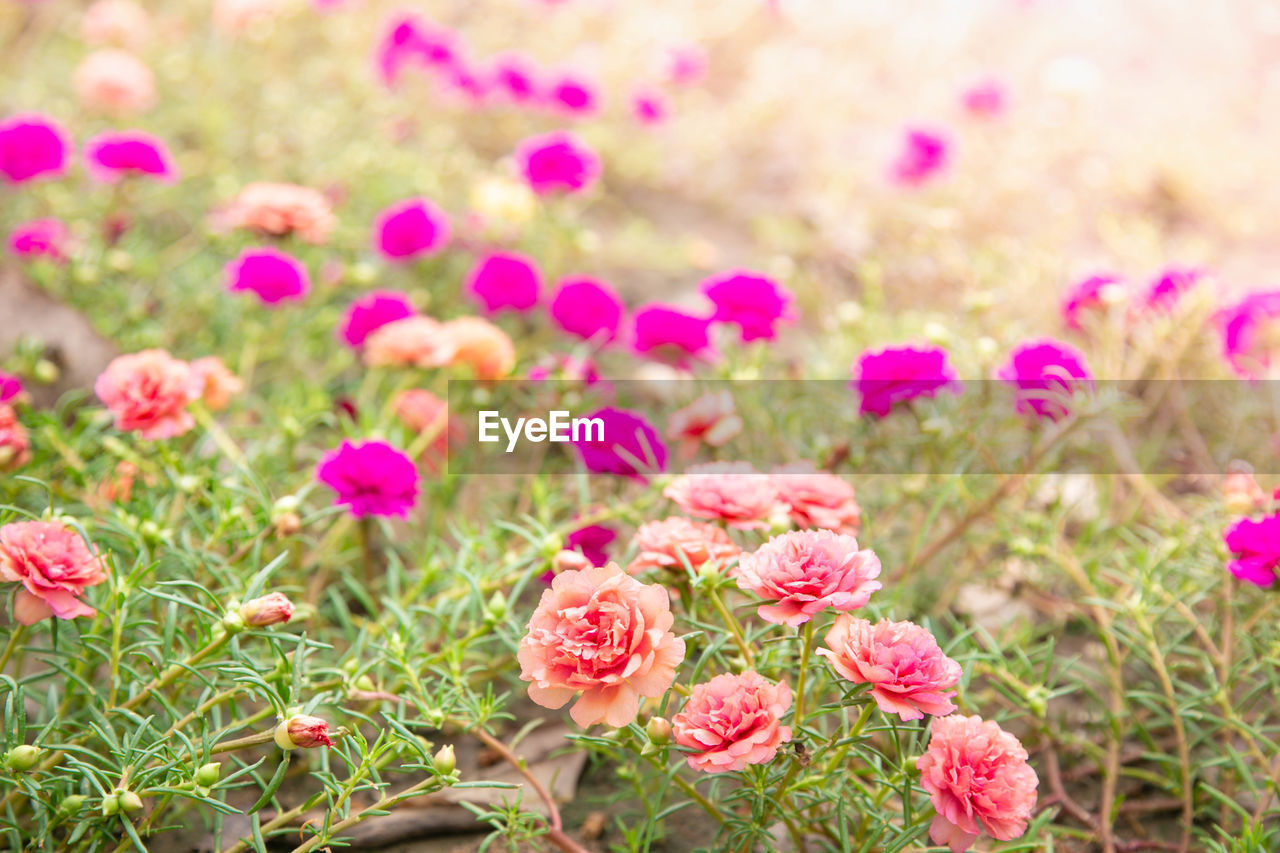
571,406,667,480
631,304,716,367
0,372,24,404
631,88,668,126
1217,291,1280,378
316,439,419,518
467,252,541,313
375,14,457,86
565,522,618,566
514,131,600,196
662,44,707,86
225,247,311,306
1223,513,1280,587
339,290,416,348
0,114,70,184
549,277,625,343
700,269,795,342
890,127,949,186
961,77,1008,118
996,338,1093,420
851,344,961,418
545,71,600,117
9,219,72,263
490,53,540,103
84,130,176,183
1143,266,1204,313
373,197,451,261
1062,272,1125,330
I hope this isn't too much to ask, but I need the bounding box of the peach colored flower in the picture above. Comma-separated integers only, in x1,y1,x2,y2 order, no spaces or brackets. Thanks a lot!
221,182,335,244
1223,462,1266,515
817,616,960,720
95,349,203,440
82,0,150,49
672,671,792,773
0,520,107,625
917,715,1038,852
518,563,685,727
190,356,243,412
95,461,139,506
213,0,279,34
0,404,30,471
666,391,743,460
770,463,861,534
736,530,881,626
444,316,516,380
363,316,457,369
74,49,155,115
663,462,785,530
393,389,460,471
627,517,739,575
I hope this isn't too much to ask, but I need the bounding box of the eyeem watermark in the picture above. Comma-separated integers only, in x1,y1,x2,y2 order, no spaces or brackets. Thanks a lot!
478,410,605,453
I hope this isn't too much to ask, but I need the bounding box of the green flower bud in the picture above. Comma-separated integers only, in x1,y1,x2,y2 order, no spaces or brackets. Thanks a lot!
432,744,456,775
484,591,507,623
195,762,221,788
58,795,86,817
32,359,59,384
645,716,672,746
117,789,143,814
5,744,41,771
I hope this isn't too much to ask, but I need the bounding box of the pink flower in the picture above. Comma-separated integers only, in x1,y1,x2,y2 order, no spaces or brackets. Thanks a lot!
9,218,72,263
961,76,1008,118
316,439,419,518
467,252,541,313
95,349,203,440
81,0,152,49
917,715,1038,852
0,405,30,471
627,517,739,575
1061,272,1126,330
667,390,743,459
225,247,311,306
363,316,457,368
1143,266,1204,313
0,113,71,184
518,563,685,727
239,592,294,626
851,344,961,418
996,338,1093,421
393,389,457,470
527,354,601,385
545,71,600,117
572,407,667,479
339,290,415,348
221,182,335,244
770,462,861,534
0,372,24,404
1217,290,1280,379
1223,512,1280,587
375,14,458,87
490,53,541,103
84,130,177,183
736,530,881,626
373,197,451,261
275,714,334,749
631,304,716,367
549,277,625,343
817,616,960,720
663,462,785,530
74,49,156,115
700,270,795,342
190,356,243,411
631,88,668,125
514,131,600,196
0,521,107,625
890,127,949,186
444,316,516,380
672,672,793,773
661,44,707,86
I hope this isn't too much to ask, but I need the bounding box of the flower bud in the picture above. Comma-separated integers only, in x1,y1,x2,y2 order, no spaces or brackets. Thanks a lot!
551,549,591,574
274,512,302,538
58,795,86,817
195,762,221,788
432,744,456,775
118,789,143,814
239,592,294,627
5,744,41,771
274,714,334,750
483,590,507,623
645,716,672,745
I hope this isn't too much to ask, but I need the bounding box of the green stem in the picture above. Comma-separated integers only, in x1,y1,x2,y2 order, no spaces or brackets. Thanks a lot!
706,585,754,668
0,623,26,673
793,622,815,731
120,632,231,712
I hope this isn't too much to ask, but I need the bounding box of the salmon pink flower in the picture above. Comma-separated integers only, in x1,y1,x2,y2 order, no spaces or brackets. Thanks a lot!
225,247,310,306
221,182,335,243
373,197,451,261
917,715,1038,852
0,405,30,471
1061,272,1126,330
316,439,419,518
518,563,685,727
890,127,949,186
0,114,71,184
82,0,152,49
700,270,795,342
363,316,457,369
339,290,415,348
736,530,881,626
572,407,667,479
84,130,177,183
514,131,600,195
239,592,294,627
444,316,516,380
190,356,243,411
628,517,739,576
818,616,961,720
0,521,107,625
667,390,742,459
9,219,72,263
672,672,792,773
770,463,861,533
467,252,541,313
1143,266,1204,313
996,339,1093,421
393,389,457,470
95,349,202,439
851,344,961,418
549,277,625,343
74,49,156,115
631,304,715,367
1223,512,1280,587
664,462,784,530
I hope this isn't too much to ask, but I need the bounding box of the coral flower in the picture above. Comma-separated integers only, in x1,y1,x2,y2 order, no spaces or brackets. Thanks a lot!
373,197,451,261
890,127,949,186
0,521,107,625
663,462,784,530
667,390,743,459
190,356,243,411
74,49,156,115
0,114,71,184
770,462,861,534
82,0,152,49
700,270,795,342
0,405,30,471
222,182,336,244
736,530,881,626
672,672,793,773
339,290,416,348
9,219,72,264
549,277,626,343
1223,512,1280,587
1061,272,1126,330
393,389,457,470
225,247,311,306
514,131,600,195
627,517,739,576
363,316,457,369
818,616,961,720
851,344,961,418
84,130,177,183
571,407,667,479
996,338,1093,421
315,439,419,518
917,715,1039,852
631,304,716,367
1143,266,1204,313
467,252,541,314
1216,290,1280,379
518,563,685,727
444,316,516,380
95,349,203,439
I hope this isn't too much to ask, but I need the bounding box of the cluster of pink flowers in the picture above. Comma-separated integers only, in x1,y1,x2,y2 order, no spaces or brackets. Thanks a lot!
1060,266,1210,332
